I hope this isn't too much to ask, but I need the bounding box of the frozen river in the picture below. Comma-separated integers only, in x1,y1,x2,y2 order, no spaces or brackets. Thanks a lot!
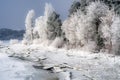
0,53,58,80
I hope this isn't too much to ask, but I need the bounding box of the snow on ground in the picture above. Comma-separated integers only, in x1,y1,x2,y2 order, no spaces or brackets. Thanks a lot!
0,52,58,80
1,43,120,80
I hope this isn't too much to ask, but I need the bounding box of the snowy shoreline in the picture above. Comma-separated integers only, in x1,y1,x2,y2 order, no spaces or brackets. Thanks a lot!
0,52,58,80
1,43,120,80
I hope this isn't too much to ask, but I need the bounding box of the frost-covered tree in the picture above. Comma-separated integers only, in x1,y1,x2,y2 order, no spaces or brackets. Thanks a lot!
62,10,87,49
100,0,120,15
33,16,47,42
84,1,120,53
44,3,63,41
44,3,55,20
85,2,111,52
69,1,81,16
62,1,113,52
22,1,120,54
32,3,63,47
112,1,120,15
24,10,35,44
69,0,101,16
98,10,115,53
69,0,91,16
47,11,62,40
33,3,55,43
111,16,120,55
70,0,120,15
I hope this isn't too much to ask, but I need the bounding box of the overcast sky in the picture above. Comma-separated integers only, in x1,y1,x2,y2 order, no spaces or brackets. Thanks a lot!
0,0,72,30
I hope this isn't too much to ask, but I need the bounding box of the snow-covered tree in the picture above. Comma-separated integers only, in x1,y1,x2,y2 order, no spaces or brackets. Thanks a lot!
33,16,47,42
100,0,120,15
69,0,93,16
47,11,62,40
69,1,81,16
22,1,120,54
32,3,55,44
32,3,63,47
85,1,111,52
99,11,114,53
62,10,87,49
24,10,35,44
44,3,55,20
62,1,113,52
111,16,120,55
43,3,63,41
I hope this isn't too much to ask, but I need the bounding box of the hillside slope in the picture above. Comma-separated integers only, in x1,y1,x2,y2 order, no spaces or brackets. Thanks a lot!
0,28,25,40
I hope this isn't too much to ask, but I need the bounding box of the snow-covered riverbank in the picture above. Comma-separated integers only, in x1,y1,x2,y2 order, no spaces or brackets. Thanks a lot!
1,43,120,80
0,52,58,80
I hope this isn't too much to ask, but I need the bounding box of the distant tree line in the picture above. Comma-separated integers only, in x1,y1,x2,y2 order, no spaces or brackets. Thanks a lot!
0,28,25,40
